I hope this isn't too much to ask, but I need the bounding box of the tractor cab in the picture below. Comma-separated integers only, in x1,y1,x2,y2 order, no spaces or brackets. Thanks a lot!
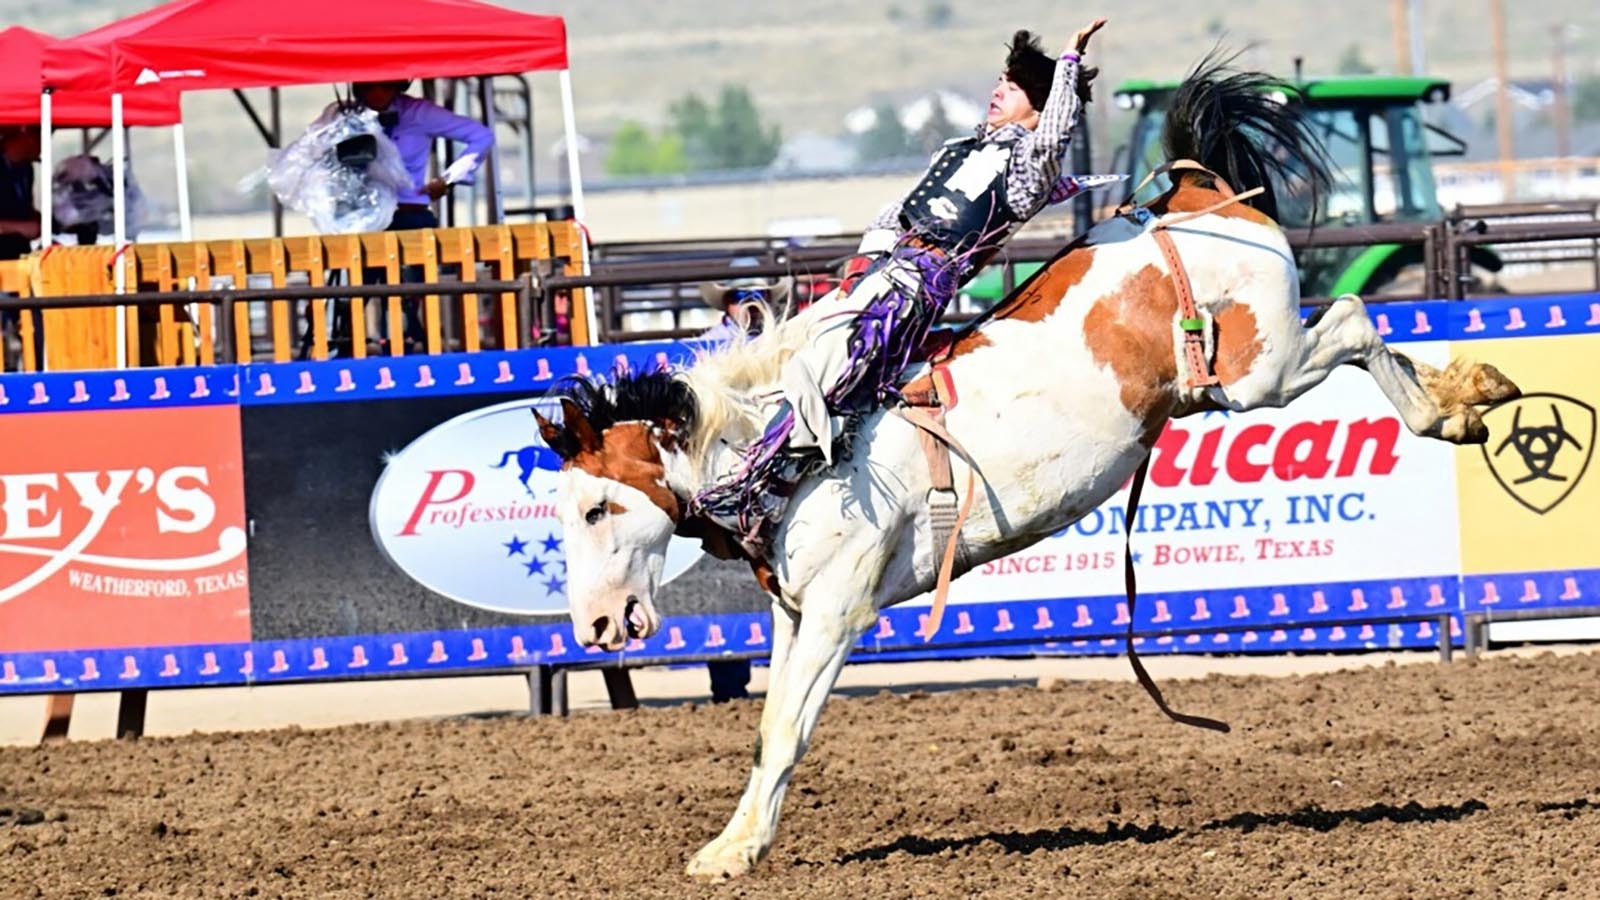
1114,73,1489,296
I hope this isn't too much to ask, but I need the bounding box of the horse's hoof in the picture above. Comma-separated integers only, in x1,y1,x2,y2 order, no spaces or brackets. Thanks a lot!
1472,363,1521,404
685,840,760,882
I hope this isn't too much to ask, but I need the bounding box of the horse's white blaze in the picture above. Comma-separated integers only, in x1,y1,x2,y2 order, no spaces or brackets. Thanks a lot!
556,467,672,649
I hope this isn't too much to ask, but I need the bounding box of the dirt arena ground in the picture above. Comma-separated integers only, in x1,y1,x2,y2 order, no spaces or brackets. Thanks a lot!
4,651,1599,899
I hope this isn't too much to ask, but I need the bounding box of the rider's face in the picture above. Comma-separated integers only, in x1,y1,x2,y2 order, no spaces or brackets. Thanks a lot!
987,77,1039,130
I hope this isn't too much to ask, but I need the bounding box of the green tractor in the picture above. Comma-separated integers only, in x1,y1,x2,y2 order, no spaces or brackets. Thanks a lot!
964,73,1500,301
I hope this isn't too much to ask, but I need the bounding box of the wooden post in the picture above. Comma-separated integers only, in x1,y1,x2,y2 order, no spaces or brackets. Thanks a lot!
1488,0,1516,200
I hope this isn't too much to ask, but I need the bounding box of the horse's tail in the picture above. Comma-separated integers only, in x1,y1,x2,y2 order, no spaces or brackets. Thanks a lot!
1160,51,1335,224
490,450,517,469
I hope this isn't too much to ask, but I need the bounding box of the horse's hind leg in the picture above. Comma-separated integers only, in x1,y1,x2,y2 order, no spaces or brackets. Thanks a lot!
685,600,869,882
1215,294,1518,444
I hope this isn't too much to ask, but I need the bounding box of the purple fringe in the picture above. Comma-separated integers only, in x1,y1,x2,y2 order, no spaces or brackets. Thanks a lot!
691,245,961,549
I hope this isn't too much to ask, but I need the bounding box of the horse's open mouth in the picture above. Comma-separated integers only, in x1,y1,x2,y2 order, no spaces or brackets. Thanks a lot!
624,597,647,639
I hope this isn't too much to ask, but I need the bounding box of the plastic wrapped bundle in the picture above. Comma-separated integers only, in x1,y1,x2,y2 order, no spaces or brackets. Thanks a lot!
52,154,147,242
264,105,412,234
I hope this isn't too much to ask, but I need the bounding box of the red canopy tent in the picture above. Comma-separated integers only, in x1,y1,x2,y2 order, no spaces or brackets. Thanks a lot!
0,27,180,127
40,0,584,283
40,0,567,95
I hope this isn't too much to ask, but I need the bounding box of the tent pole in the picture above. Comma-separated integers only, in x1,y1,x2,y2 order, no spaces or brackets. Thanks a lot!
557,69,596,346
113,94,128,369
40,90,54,248
270,87,284,237
173,123,193,241
477,75,503,225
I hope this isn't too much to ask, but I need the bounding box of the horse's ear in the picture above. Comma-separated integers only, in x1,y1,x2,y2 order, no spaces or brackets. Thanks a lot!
558,398,602,454
532,405,563,448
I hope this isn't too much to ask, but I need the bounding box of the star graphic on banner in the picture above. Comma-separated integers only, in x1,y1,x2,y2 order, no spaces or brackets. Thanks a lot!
541,534,563,554
544,574,566,596
503,535,529,557
524,557,547,577
1130,551,1143,564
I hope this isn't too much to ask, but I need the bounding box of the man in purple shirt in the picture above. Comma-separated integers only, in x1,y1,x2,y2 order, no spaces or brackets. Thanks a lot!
351,80,495,230
343,80,494,352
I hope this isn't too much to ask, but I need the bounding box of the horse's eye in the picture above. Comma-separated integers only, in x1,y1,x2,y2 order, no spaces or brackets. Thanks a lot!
585,504,606,526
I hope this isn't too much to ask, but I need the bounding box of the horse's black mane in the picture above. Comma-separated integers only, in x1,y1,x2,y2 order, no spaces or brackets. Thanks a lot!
542,367,698,460
1161,51,1337,224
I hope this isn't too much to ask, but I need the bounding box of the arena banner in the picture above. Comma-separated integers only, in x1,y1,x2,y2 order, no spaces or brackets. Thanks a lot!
27,297,1599,693
1450,294,1600,616
0,368,248,668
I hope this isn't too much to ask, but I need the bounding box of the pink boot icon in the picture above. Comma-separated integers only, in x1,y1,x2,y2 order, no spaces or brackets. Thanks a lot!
613,353,631,374
1505,306,1527,330
994,609,1015,632
349,646,370,668
1412,309,1431,334
747,622,767,645
1192,597,1211,621
29,381,48,404
1375,312,1393,336
1520,580,1541,603
1480,581,1501,605
269,650,289,673
495,360,514,383
1034,606,1055,630
1426,584,1448,607
1348,588,1368,612
149,377,171,400
1464,308,1486,332
81,658,101,681
548,633,568,656
534,358,553,380
1329,626,1347,641
69,380,90,403
1547,305,1567,329
309,647,329,671
428,640,448,663
295,370,316,394
1588,303,1600,327
455,362,475,386
655,352,671,369
915,614,935,640
1309,591,1329,614
0,662,16,683
468,638,488,662
1561,578,1582,601
256,372,276,396
190,375,211,399
1230,595,1251,618
1151,600,1172,624
389,643,409,666
1269,593,1290,616
1112,602,1130,626
953,611,975,635
1300,627,1317,642
120,656,140,679
875,616,895,639
40,659,59,682
506,637,529,660
1072,605,1093,628
376,367,397,390
239,651,254,675
1388,586,1407,609
200,652,220,676
109,378,130,402
415,365,436,388
705,624,727,648
335,369,356,392
0,383,8,405
1270,629,1288,643
575,354,590,376
1359,625,1376,641
665,627,687,650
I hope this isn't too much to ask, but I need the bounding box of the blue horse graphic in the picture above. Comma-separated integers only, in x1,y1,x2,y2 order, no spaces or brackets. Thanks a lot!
491,445,562,496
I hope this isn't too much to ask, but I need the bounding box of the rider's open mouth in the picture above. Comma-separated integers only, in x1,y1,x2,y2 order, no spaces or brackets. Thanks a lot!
624,597,646,639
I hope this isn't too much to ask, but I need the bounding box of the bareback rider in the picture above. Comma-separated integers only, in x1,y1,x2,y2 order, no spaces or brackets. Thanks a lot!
693,20,1109,553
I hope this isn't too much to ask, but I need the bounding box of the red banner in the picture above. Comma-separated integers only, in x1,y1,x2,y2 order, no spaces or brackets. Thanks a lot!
0,405,250,652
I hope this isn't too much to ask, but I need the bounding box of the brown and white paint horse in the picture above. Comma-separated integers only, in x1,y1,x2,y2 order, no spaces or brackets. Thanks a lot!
535,64,1519,880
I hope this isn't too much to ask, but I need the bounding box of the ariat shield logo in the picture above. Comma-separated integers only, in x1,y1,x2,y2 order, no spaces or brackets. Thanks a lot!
1480,393,1595,514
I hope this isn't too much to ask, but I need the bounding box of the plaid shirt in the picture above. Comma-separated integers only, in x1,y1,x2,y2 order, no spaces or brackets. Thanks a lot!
871,54,1082,232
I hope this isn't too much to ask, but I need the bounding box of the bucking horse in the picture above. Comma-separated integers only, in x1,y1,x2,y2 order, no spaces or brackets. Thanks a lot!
533,61,1520,880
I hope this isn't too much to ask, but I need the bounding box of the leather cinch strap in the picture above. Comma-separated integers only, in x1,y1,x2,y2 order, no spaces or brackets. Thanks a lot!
1118,159,1267,390
896,364,976,642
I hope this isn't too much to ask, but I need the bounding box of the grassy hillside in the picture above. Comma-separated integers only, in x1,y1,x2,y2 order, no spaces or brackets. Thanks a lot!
3,0,1596,215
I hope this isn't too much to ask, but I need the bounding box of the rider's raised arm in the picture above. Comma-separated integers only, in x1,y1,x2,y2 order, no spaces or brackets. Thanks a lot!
1006,53,1082,218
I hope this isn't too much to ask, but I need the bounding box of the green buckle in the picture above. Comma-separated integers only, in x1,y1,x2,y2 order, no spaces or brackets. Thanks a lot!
1180,316,1206,332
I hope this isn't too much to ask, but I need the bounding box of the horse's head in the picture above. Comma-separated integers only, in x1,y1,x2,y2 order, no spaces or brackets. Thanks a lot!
534,374,698,650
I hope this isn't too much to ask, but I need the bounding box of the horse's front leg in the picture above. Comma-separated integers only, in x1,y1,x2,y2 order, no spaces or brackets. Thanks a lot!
685,600,869,881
